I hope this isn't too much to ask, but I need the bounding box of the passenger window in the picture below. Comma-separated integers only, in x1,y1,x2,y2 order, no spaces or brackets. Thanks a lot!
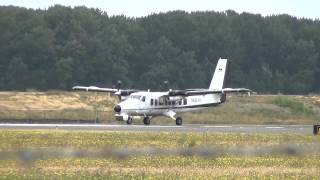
183,99,187,105
141,96,146,102
159,99,163,105
150,99,153,105
155,99,158,106
179,100,182,105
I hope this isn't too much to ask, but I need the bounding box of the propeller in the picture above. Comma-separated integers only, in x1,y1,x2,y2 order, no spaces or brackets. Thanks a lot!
112,80,140,100
163,80,169,91
116,80,122,91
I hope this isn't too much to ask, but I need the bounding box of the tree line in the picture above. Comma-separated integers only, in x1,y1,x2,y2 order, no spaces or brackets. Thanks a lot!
0,5,319,94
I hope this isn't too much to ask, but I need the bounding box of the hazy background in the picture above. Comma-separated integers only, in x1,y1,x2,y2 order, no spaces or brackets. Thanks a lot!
1,0,319,19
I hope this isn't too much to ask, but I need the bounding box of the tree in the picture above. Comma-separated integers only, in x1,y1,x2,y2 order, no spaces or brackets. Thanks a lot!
5,57,29,90
55,57,74,89
0,5,320,94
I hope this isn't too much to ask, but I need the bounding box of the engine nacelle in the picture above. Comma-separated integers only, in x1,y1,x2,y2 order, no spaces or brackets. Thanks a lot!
169,90,187,96
115,90,138,96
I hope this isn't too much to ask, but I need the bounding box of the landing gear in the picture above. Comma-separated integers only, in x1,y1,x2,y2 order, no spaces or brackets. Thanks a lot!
126,117,133,125
175,117,183,126
143,116,150,125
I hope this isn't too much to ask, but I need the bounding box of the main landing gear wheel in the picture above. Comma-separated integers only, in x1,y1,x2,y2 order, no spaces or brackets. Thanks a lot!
143,117,150,125
176,117,182,126
126,117,133,125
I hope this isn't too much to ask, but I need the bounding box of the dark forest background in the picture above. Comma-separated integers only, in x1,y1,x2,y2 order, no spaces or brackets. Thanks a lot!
0,5,320,94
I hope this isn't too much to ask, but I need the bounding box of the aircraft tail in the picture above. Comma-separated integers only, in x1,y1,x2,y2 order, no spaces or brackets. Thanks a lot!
209,58,228,90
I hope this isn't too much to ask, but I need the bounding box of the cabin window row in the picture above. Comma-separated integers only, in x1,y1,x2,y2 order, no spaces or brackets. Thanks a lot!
150,99,187,106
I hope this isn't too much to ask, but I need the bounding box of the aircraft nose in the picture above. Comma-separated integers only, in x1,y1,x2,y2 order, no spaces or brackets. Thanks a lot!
114,105,121,113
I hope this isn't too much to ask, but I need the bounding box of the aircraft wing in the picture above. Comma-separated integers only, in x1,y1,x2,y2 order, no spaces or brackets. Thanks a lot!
72,86,118,93
72,86,140,97
168,88,252,96
188,88,252,95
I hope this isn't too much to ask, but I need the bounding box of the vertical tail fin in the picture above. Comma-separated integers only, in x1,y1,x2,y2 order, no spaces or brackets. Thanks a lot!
209,58,228,90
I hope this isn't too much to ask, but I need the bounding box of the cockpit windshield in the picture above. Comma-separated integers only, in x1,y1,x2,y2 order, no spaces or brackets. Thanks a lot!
130,95,142,100
130,95,146,102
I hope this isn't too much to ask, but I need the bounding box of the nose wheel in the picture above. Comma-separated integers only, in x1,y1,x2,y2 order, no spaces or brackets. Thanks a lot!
175,117,182,126
126,117,133,124
143,117,151,125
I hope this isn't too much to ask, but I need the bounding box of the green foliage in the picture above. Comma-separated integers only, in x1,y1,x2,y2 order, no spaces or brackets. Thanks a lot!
271,96,313,115
0,6,320,93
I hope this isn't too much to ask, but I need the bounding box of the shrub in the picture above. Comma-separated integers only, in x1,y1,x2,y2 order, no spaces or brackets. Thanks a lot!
271,96,313,115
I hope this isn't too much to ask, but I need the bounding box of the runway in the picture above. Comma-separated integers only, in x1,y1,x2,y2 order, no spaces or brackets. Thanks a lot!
0,124,313,134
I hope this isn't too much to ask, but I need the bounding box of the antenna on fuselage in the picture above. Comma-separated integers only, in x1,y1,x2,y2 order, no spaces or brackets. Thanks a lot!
163,80,169,91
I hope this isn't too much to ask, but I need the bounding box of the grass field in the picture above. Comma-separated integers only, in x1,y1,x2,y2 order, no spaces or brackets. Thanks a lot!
0,130,319,179
1,92,319,179
0,91,320,124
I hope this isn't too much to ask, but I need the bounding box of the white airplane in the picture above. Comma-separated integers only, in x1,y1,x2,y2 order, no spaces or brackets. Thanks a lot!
73,58,252,125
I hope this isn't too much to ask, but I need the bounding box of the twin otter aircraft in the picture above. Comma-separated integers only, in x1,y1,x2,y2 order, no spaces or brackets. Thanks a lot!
73,58,251,125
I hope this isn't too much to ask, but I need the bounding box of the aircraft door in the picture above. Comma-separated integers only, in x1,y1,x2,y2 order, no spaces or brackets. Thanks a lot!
149,97,159,115
140,96,148,113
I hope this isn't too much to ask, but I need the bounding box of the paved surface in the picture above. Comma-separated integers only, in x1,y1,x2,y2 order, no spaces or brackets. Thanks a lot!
0,124,313,134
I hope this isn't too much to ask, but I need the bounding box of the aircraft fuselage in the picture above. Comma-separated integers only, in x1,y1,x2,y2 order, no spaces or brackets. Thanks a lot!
114,91,222,121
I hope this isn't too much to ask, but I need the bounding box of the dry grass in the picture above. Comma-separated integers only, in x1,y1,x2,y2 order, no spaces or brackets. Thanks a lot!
0,91,116,122
0,130,319,179
1,130,318,150
0,91,319,124
1,165,319,178
181,95,320,125
0,91,116,111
